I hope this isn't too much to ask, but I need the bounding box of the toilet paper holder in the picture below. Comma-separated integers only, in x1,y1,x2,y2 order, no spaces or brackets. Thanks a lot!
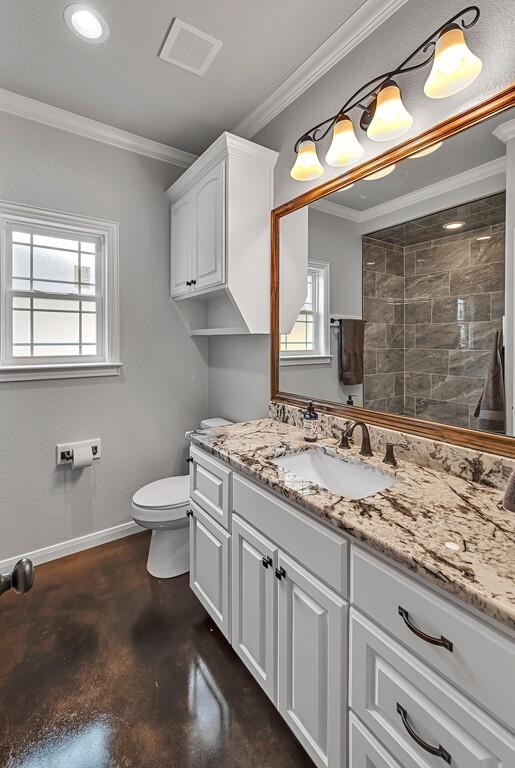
56,439,102,466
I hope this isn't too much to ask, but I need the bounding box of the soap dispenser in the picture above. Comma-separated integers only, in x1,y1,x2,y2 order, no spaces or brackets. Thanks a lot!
303,401,318,443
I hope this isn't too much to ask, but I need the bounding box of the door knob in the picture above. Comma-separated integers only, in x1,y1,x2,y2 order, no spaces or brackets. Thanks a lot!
0,558,35,597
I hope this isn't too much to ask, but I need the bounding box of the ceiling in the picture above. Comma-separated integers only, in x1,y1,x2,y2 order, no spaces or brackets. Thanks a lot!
0,0,368,154
327,108,514,211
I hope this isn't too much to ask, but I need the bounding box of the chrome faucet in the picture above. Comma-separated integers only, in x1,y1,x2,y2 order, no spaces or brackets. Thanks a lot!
339,420,373,457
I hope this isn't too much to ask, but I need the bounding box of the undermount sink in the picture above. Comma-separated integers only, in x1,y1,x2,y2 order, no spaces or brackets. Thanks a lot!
271,449,396,500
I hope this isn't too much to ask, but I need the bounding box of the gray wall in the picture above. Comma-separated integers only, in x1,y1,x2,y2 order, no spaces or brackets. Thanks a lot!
0,112,208,561
209,0,514,420
280,207,363,403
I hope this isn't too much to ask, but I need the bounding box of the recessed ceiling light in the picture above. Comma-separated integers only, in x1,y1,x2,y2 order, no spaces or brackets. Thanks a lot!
365,165,396,181
64,4,109,43
443,220,465,230
476,235,491,241
410,141,443,158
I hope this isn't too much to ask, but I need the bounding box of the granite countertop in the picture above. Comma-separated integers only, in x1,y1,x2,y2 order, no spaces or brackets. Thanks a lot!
190,418,515,633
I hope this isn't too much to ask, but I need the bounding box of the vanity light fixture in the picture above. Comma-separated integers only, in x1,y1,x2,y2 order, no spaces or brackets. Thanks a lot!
443,220,466,230
64,4,110,43
364,164,395,181
410,141,443,158
290,7,481,181
366,80,413,142
424,24,482,99
325,115,364,167
290,139,323,181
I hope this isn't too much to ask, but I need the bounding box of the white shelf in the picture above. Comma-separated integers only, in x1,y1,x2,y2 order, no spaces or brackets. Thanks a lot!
190,327,248,336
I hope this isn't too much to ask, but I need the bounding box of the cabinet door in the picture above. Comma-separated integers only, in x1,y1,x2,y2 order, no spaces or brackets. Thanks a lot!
170,194,194,297
189,502,230,640
277,552,347,768
231,515,277,702
193,160,225,292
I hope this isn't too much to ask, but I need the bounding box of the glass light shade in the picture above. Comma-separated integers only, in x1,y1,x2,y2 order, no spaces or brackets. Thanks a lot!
290,140,324,181
424,25,482,99
410,141,443,158
325,116,364,167
367,80,413,142
365,164,395,181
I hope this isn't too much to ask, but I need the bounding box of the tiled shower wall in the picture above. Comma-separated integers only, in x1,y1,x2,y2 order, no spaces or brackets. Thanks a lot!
363,221,505,429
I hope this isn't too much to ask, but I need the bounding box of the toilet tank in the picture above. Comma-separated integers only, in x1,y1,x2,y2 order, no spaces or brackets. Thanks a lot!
200,418,233,430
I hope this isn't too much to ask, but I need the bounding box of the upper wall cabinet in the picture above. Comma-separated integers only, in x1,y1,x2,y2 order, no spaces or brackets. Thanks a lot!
166,133,278,335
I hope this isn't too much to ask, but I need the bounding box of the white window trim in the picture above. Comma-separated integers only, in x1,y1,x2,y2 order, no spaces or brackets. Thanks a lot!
280,260,331,366
0,200,121,382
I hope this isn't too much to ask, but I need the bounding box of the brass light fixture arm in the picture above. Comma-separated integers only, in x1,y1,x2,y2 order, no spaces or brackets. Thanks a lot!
293,6,480,153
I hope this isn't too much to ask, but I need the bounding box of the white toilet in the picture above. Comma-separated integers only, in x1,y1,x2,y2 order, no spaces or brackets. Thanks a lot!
131,418,232,578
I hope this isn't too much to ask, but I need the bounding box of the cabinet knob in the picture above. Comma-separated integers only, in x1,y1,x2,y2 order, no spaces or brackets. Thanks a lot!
275,566,286,581
262,556,272,569
186,509,193,518
186,457,193,464
186,280,192,286
191,279,197,286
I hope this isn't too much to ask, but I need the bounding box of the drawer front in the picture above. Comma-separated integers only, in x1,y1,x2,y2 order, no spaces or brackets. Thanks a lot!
233,474,348,596
350,608,515,768
189,501,231,640
190,446,231,529
349,713,403,768
351,546,515,730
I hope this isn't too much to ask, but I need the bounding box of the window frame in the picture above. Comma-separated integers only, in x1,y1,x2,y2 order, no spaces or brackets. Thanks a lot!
0,201,121,381
280,260,331,366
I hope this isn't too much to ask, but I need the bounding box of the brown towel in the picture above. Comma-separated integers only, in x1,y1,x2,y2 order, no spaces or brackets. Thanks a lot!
338,319,365,385
474,330,505,433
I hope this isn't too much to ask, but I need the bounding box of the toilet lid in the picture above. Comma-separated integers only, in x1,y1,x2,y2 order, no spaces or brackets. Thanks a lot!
132,475,189,510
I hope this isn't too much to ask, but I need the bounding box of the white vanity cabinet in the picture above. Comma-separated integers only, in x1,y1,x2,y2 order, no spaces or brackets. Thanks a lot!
167,132,278,335
187,445,515,768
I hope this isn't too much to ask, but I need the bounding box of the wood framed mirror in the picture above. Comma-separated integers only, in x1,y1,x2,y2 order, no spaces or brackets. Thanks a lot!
271,84,515,457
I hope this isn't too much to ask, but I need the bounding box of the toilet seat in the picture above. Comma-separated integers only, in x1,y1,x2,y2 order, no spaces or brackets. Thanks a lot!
132,475,189,510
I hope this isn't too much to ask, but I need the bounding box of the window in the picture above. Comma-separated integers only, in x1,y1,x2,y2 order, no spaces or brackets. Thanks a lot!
0,202,120,381
280,261,330,364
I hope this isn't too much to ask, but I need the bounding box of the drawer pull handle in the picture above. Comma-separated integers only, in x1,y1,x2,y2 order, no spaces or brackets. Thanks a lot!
186,510,193,518
398,606,453,652
186,457,193,464
275,567,286,581
397,703,451,764
262,556,273,569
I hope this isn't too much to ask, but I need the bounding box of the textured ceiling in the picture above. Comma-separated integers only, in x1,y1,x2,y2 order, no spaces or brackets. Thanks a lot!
0,0,366,153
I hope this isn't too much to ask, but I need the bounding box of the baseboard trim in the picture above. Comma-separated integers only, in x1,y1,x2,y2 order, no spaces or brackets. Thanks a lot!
0,521,140,571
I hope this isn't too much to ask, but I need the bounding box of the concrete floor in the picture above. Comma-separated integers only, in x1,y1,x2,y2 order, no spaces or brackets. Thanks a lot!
0,532,314,767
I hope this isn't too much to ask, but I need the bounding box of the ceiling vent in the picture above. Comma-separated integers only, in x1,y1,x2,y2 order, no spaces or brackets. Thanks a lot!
159,18,223,76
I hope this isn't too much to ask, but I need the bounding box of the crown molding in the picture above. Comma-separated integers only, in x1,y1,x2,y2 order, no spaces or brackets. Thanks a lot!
310,197,362,222
0,87,197,167
493,118,515,143
234,0,410,139
314,156,506,225
358,155,507,223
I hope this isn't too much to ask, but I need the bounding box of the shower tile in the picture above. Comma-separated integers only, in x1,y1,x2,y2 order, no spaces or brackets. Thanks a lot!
364,322,387,348
377,348,404,373
364,296,394,324
405,272,449,299
363,270,377,297
364,349,377,374
431,374,485,406
470,231,505,265
431,294,491,323
415,239,470,275
449,350,490,378
376,273,404,299
415,322,469,349
405,372,431,397
415,398,470,427
363,242,386,272
469,319,503,350
405,299,431,324
405,349,449,374
386,324,405,348
385,249,404,276
364,372,395,400
491,291,505,319
449,262,504,296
